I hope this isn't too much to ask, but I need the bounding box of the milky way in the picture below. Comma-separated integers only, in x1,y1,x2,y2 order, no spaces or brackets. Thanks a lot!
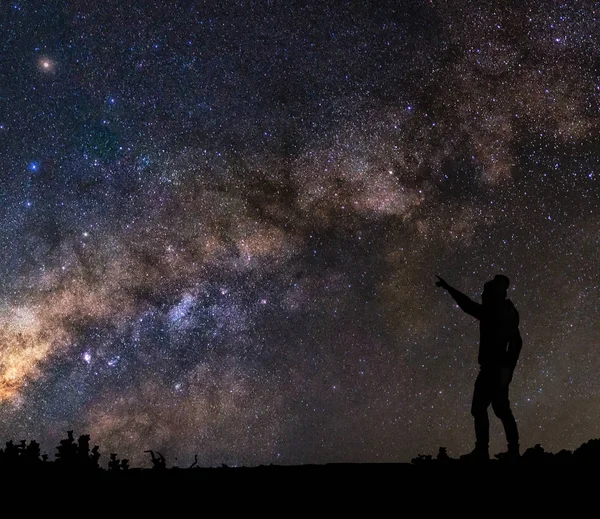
0,0,599,466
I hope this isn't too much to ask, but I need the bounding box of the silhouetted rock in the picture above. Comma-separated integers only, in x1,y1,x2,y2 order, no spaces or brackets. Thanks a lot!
411,453,433,465
109,453,121,471
145,450,167,470
554,449,573,464
521,444,552,464
436,447,453,463
574,438,600,463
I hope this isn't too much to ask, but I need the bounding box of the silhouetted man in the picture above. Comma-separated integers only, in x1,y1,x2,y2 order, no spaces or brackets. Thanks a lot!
436,274,522,462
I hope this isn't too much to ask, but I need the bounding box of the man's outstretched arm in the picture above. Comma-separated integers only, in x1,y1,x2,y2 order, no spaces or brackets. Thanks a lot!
435,275,483,320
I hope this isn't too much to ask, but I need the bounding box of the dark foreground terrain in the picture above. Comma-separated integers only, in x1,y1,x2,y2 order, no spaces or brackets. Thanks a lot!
1,432,598,499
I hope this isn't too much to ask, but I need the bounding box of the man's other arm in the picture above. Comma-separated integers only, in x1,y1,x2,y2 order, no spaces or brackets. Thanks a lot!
506,327,523,368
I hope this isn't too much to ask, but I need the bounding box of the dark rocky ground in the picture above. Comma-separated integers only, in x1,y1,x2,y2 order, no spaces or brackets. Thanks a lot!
1,432,598,500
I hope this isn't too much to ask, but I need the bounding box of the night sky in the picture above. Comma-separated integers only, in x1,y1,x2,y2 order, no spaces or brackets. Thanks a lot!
0,0,599,467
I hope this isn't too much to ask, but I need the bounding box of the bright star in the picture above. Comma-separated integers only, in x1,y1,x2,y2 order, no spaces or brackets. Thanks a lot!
38,57,55,72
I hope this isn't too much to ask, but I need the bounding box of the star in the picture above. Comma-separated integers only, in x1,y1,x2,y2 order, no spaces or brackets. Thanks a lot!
38,57,55,72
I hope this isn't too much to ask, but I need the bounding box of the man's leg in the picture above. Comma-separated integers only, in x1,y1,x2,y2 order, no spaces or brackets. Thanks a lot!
492,380,519,454
471,370,493,452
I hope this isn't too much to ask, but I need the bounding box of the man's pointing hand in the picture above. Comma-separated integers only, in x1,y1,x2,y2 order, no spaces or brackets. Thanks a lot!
435,275,450,290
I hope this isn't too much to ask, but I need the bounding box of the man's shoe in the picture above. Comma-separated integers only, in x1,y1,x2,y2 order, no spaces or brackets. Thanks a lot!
460,448,490,463
494,449,520,463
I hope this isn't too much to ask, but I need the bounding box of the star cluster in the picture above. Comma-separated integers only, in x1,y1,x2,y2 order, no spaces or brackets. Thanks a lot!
0,0,599,466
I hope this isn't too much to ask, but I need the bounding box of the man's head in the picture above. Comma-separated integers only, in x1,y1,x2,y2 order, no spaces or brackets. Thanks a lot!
482,274,510,304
